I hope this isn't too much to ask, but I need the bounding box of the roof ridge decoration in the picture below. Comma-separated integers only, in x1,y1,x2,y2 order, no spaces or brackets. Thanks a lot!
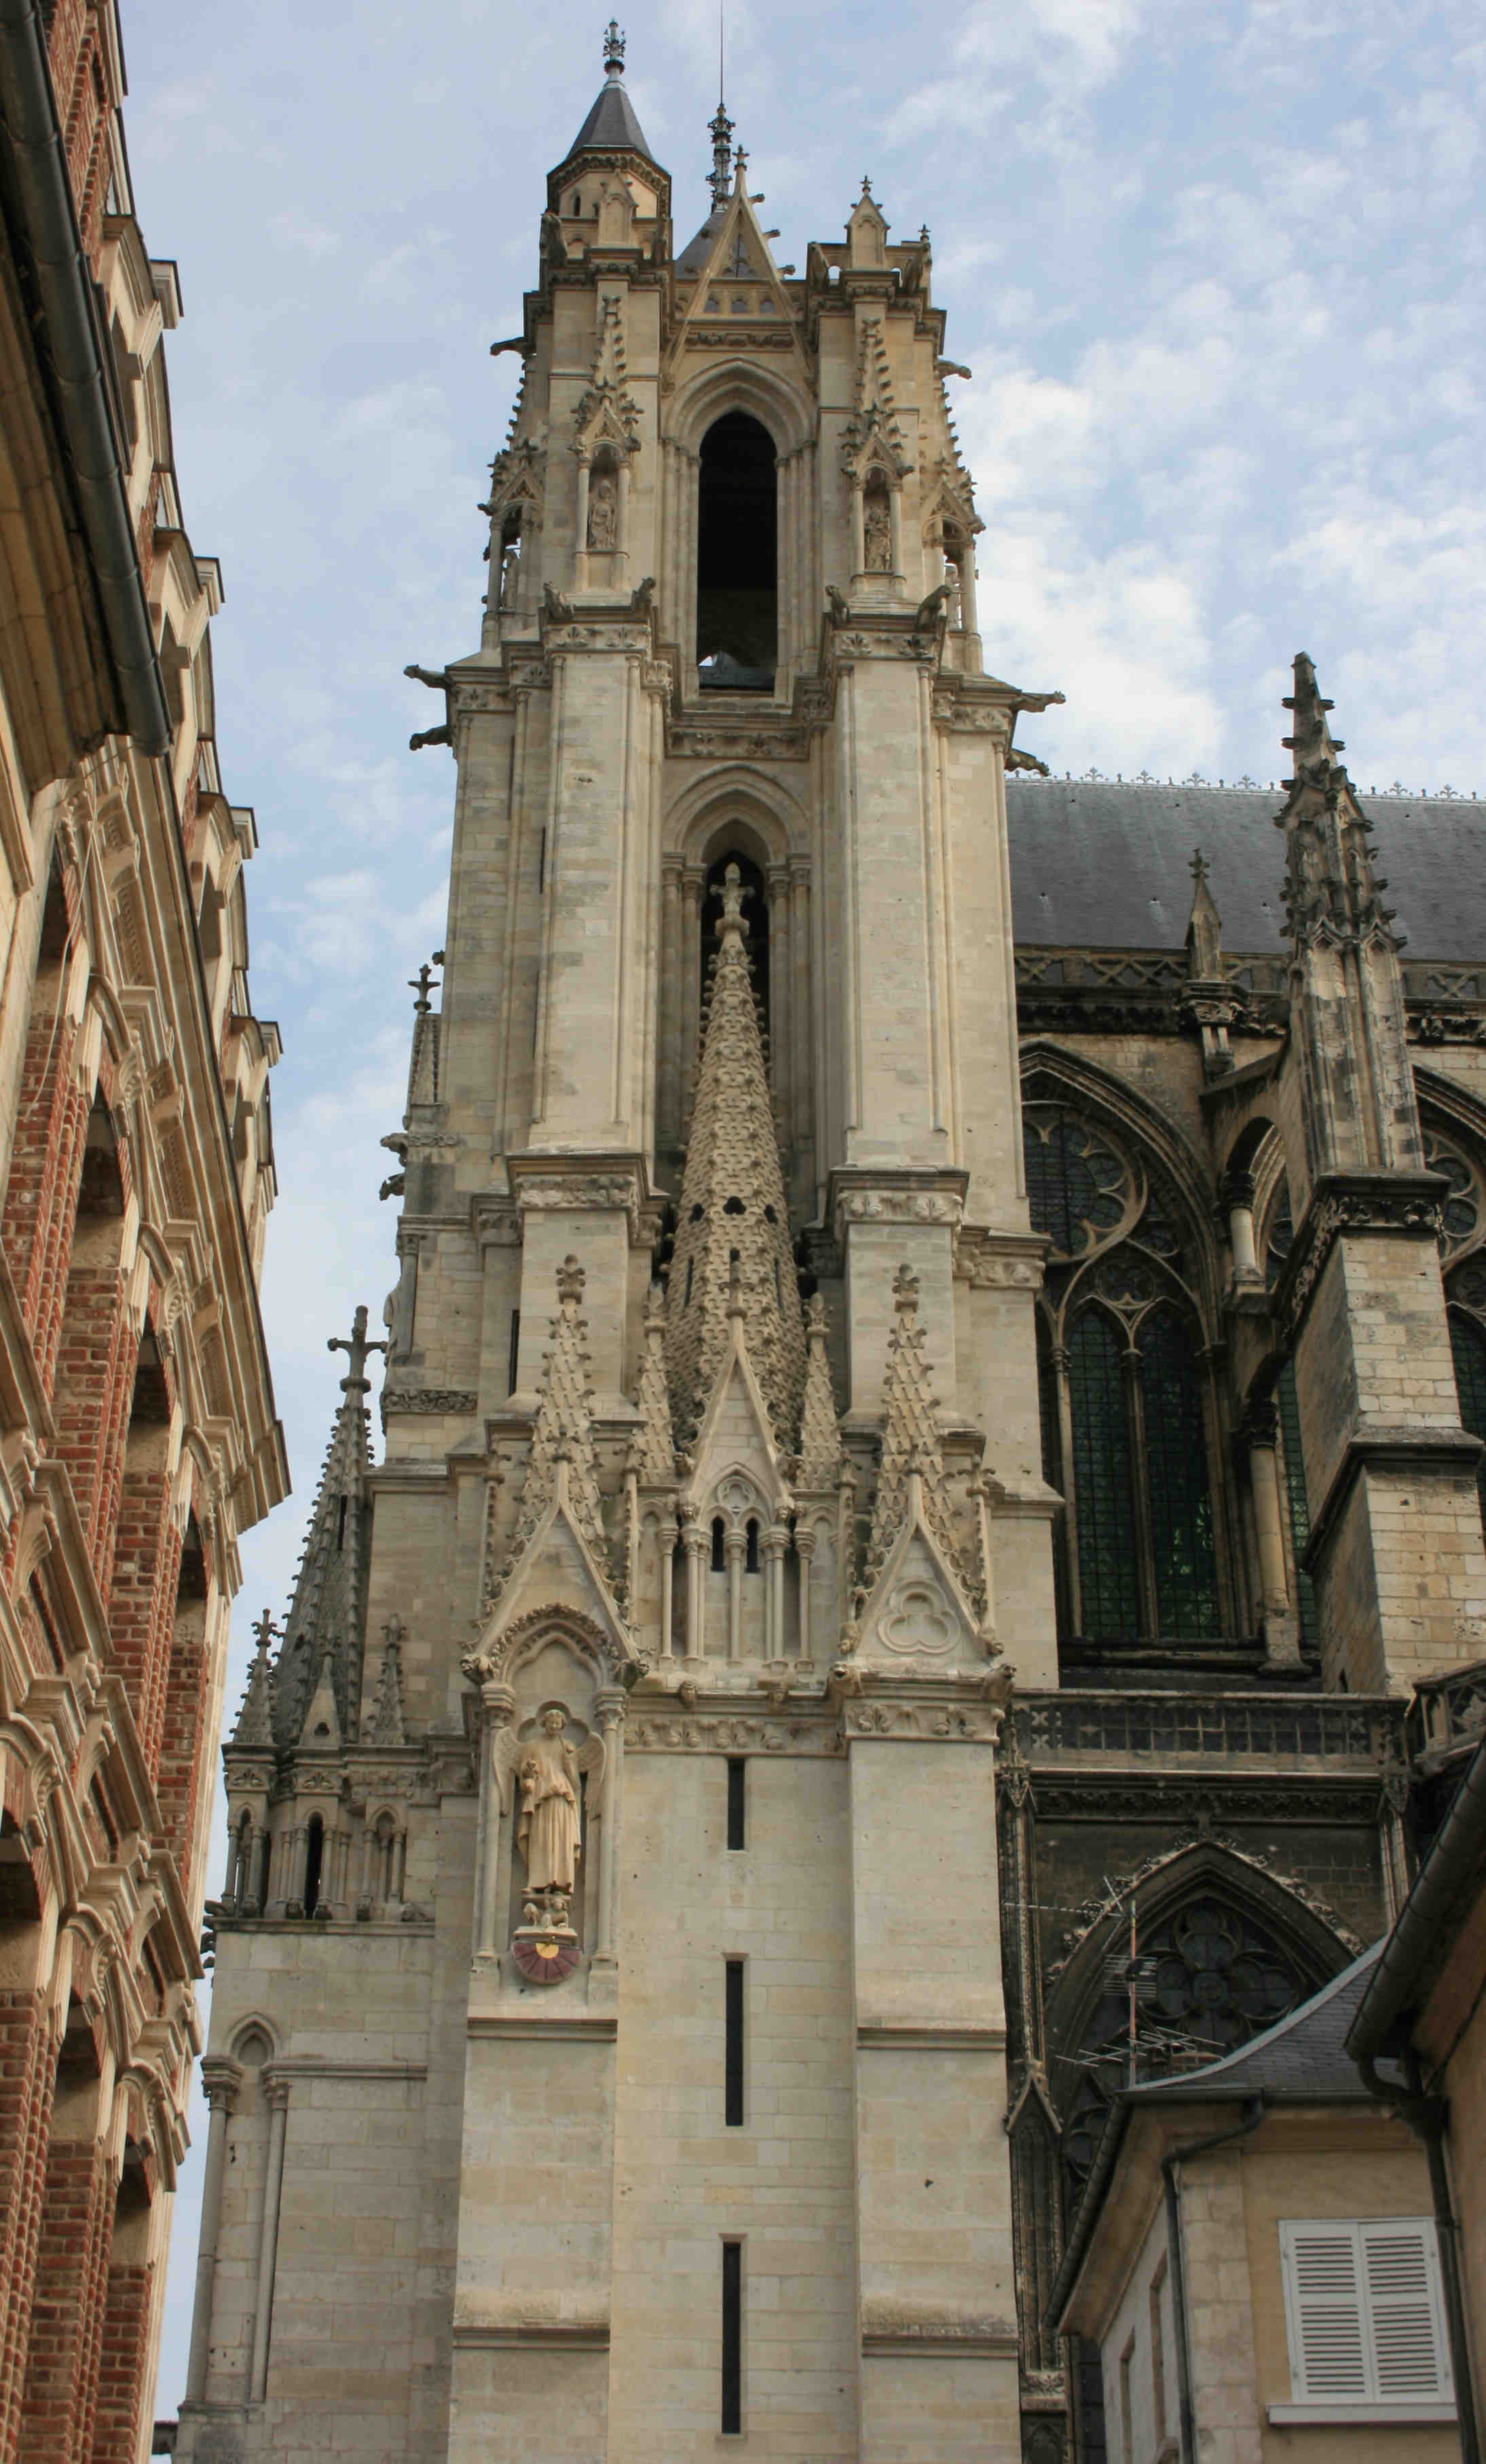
490,1256,618,1611
269,1306,383,1747
633,1280,677,1483
862,1265,976,1604
229,1607,276,1751
841,312,911,486
1277,652,1402,957
664,863,806,1455
796,1294,842,1491
364,1613,407,1747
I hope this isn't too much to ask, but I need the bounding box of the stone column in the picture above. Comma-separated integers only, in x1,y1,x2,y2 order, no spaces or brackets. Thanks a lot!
726,1528,745,1660
184,2057,241,2404
659,1527,675,1657
789,857,812,1168
766,865,792,1144
680,867,705,1132
592,1690,626,1971
659,854,684,1156
249,2078,290,2402
1224,1167,1260,1282
684,1520,705,1659
1242,1400,1301,1669
476,1685,516,1965
764,1522,788,1660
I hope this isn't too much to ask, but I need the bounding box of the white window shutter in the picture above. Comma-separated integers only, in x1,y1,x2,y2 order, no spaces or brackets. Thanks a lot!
1360,2222,1452,2402
1282,2225,1368,2400
1280,2219,1453,2408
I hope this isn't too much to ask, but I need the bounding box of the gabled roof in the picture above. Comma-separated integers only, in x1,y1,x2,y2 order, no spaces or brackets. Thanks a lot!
1005,777,1486,958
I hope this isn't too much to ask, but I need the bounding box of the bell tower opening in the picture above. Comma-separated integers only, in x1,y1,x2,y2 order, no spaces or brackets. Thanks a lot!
696,411,777,690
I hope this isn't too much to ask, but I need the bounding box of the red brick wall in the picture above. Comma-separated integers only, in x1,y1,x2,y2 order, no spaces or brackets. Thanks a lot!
16,2056,116,2464
87,2154,153,2464
0,1991,56,2464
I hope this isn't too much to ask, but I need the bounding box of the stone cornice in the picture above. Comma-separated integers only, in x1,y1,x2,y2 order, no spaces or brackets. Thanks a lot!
1273,1168,1447,1345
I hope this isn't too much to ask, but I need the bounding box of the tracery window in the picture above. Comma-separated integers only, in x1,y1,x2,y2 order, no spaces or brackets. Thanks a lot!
1429,1123,1486,1533
1026,1104,1221,1649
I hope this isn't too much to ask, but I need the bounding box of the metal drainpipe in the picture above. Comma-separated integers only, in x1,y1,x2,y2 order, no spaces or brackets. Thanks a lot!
1162,2098,1265,2464
1355,2045,1481,2464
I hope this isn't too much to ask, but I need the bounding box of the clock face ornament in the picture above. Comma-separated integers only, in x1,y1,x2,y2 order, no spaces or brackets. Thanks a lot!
511,1930,581,1985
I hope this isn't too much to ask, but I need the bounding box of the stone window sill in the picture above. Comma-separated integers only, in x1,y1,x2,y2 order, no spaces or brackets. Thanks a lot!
1267,2402,1456,2425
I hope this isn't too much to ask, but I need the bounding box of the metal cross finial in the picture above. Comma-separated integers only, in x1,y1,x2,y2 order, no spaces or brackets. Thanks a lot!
328,1303,388,1389
603,18,625,74
250,1606,279,1656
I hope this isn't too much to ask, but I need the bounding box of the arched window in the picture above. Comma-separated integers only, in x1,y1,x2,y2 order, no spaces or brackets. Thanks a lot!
303,1814,324,1918
1026,1100,1222,1651
745,1518,760,1574
711,1516,726,1573
1447,1268,1486,1532
696,411,777,690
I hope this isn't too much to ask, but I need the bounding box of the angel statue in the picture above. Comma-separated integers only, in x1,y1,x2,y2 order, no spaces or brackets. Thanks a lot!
517,1709,582,1894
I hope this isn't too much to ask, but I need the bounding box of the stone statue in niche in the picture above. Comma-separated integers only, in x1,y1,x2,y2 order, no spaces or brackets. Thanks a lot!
863,485,892,572
588,471,618,552
942,551,963,627
517,1708,582,1917
498,534,521,608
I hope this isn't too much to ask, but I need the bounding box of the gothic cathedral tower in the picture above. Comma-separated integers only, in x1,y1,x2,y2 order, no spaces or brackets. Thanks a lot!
183,35,1070,2464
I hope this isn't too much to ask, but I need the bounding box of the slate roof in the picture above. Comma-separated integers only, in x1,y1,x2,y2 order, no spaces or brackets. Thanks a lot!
1005,778,1486,960
677,206,726,275
565,73,657,164
1125,1941,1403,2103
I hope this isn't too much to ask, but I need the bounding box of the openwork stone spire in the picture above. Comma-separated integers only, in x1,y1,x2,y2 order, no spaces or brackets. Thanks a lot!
270,1307,383,1747
797,1294,840,1491
863,1265,967,1594
665,864,805,1449
634,1281,677,1482
494,1256,612,1599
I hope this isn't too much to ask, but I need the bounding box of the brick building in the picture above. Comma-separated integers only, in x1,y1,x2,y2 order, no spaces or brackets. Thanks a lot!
183,30,1486,2464
0,5,284,2460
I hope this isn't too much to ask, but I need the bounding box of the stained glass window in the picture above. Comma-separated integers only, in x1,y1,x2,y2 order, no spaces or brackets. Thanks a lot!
1449,1309,1486,1531
1025,1110,1130,1258
1068,1311,1139,1638
1140,1305,1219,1637
1277,1359,1319,1654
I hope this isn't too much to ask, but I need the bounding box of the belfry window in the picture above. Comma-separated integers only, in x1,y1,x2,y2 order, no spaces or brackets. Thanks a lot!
696,411,777,690
1026,1102,1221,1651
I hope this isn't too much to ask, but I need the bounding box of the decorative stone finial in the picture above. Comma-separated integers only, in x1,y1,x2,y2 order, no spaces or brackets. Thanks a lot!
329,1304,388,1392
556,1254,586,1307
409,960,438,1015
603,18,625,75
719,860,749,936
1189,846,1208,888
892,1263,920,1314
709,96,735,211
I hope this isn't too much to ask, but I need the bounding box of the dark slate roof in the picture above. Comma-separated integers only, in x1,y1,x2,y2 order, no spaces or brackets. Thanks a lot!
565,72,657,164
1126,1941,1403,2103
1005,777,1486,960
677,207,725,274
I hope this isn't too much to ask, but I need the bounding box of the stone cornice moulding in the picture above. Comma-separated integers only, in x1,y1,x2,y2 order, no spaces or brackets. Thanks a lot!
506,1149,665,1250
1273,1166,1447,1347
828,1165,969,1246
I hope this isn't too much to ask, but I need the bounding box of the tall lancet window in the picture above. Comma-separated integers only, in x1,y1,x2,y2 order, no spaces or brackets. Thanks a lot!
697,411,777,690
1025,1102,1223,1653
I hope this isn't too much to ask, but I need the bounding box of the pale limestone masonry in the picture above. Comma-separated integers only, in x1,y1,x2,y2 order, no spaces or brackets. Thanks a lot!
177,32,1486,2464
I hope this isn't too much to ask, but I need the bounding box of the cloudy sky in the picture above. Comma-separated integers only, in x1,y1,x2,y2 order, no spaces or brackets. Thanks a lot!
126,0,1485,2409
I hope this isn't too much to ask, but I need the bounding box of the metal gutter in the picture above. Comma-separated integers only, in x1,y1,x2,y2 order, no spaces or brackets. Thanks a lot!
0,0,170,753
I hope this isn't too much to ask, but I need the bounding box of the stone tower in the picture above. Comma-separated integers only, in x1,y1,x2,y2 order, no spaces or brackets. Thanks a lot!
179,33,1060,2463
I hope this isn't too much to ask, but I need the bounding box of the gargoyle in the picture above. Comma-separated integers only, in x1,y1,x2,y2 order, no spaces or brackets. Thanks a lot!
404,664,448,690
825,585,851,625
543,582,576,623
409,725,451,752
1006,747,1050,777
913,581,953,634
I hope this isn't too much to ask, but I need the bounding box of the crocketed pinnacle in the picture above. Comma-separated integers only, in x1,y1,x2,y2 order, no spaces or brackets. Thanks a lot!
229,1609,277,1751
863,1265,969,1595
796,1294,840,1491
1277,653,1400,953
365,1616,407,1747
665,864,805,1450
495,1256,614,1597
634,1282,677,1482
270,1306,383,1749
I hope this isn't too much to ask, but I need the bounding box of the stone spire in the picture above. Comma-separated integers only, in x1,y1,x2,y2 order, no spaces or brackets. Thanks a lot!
270,1305,384,1747
797,1295,840,1491
664,863,805,1451
493,1256,613,1602
1275,653,1424,1185
862,1265,971,1601
1185,846,1223,981
229,1608,277,1750
634,1281,677,1483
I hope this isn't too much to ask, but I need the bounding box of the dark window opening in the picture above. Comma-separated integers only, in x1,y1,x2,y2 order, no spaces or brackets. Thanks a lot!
508,1308,521,1396
78,1097,124,1217
726,1758,745,1850
701,851,769,1031
697,411,777,690
497,511,521,609
1069,1311,1139,1639
745,1519,760,1574
129,1330,171,1427
721,2241,743,2433
724,1960,745,2125
724,1196,745,1216
336,1495,348,1552
686,1257,694,1306
538,825,546,894
303,1815,324,1918
1141,1305,1219,1636
711,1517,726,1573
1276,1359,1318,1651
1451,1310,1486,1534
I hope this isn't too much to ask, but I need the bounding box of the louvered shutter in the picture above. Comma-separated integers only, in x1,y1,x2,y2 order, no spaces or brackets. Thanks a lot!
1282,2226,1368,2401
1280,2219,1452,2407
1361,2222,1451,2402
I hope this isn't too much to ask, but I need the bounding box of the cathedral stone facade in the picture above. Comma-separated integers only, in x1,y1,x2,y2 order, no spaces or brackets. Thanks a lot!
182,34,1486,2464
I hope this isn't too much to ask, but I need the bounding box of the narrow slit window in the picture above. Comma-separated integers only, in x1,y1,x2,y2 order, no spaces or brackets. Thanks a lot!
724,1960,744,2125
745,1518,760,1573
711,1517,726,1573
727,1758,745,1851
507,1308,521,1396
722,2241,743,2433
